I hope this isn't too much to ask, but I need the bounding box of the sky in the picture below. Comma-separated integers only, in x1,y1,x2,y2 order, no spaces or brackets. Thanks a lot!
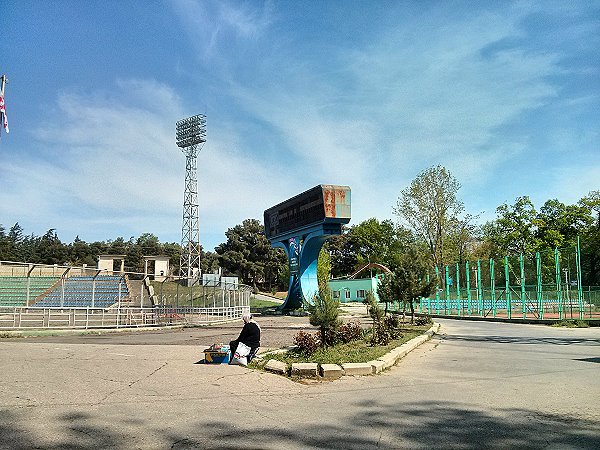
1,0,599,252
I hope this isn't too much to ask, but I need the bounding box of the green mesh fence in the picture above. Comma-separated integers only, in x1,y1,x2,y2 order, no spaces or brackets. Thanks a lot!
410,240,599,321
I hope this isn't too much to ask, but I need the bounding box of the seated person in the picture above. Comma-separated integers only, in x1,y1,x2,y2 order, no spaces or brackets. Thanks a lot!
230,313,261,362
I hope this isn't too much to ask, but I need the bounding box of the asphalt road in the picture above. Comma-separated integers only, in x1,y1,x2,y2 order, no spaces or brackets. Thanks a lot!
1,318,599,449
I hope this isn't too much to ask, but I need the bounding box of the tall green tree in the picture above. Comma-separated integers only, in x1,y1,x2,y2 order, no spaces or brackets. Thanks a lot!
1,223,24,261
328,219,410,278
215,218,284,290
67,236,96,266
317,247,332,294
384,245,436,323
394,165,464,271
38,229,68,265
376,274,396,315
0,224,11,260
445,213,481,264
348,218,408,267
579,191,600,285
484,196,541,256
536,199,592,249
327,232,356,278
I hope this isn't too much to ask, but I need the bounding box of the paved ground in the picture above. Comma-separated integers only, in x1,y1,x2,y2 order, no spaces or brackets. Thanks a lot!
1,316,599,449
3,314,315,350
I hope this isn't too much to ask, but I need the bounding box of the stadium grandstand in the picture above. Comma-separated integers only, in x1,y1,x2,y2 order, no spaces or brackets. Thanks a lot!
0,260,251,330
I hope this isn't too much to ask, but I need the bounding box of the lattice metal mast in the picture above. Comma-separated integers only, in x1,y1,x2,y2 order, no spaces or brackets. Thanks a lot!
176,114,206,280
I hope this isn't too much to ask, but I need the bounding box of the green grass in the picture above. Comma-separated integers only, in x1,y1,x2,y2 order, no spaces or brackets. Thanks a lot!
256,324,429,367
250,297,281,314
551,319,590,328
150,280,240,307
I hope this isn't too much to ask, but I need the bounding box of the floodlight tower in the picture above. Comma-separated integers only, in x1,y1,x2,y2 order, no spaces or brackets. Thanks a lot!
176,114,206,281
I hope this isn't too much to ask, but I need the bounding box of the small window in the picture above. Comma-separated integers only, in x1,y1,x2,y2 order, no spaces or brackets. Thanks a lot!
333,290,340,299
345,290,351,299
356,290,366,299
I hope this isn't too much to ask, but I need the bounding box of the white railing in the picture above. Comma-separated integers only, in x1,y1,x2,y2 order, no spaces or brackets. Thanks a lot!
0,304,251,330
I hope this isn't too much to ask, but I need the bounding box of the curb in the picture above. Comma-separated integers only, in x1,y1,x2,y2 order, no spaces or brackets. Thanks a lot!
262,322,441,380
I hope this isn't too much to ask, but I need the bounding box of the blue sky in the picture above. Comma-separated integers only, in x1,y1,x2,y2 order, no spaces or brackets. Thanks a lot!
1,0,598,251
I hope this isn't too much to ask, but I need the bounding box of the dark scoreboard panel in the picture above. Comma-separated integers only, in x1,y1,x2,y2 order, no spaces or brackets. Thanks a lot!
264,185,351,240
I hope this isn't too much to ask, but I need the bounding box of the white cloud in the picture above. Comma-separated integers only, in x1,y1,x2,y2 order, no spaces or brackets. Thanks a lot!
172,0,274,59
342,16,560,172
214,4,566,228
1,78,295,247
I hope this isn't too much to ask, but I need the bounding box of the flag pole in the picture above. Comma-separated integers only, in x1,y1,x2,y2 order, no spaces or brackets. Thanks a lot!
1,75,8,137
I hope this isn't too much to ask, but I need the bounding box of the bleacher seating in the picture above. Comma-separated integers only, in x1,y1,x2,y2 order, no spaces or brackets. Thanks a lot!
31,275,130,308
0,276,60,307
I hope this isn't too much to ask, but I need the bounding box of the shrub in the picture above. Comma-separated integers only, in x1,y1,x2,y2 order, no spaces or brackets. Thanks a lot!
293,331,319,355
336,321,363,344
364,291,388,345
415,314,433,326
383,315,402,339
384,314,400,329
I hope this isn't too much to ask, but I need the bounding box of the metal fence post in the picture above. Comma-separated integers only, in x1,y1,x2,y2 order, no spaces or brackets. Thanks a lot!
576,237,583,319
490,259,496,318
555,248,562,320
520,253,526,319
504,256,511,320
445,265,450,315
466,261,471,316
435,266,440,315
456,263,461,317
477,260,483,315
536,252,543,320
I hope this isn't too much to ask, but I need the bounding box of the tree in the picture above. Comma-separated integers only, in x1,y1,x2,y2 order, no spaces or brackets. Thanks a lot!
1,223,24,261
536,199,592,249
136,233,161,256
326,228,356,278
307,290,340,347
579,191,600,285
394,165,463,271
364,290,386,345
348,218,409,267
445,213,481,264
376,274,396,316
384,246,436,323
317,247,332,294
199,248,219,275
67,236,96,266
215,218,284,290
484,196,541,256
0,224,11,260
328,220,411,278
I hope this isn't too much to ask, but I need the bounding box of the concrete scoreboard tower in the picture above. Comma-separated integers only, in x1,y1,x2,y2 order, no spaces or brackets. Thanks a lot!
264,185,351,310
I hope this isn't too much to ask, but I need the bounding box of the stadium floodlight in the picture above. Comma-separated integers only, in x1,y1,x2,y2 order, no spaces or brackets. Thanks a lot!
176,114,206,148
176,114,206,283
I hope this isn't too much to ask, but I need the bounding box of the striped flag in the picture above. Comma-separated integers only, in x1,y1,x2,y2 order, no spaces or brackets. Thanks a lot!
0,94,8,134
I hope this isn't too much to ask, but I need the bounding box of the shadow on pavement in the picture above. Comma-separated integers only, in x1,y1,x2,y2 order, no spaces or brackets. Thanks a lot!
441,334,600,346
2,400,599,449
